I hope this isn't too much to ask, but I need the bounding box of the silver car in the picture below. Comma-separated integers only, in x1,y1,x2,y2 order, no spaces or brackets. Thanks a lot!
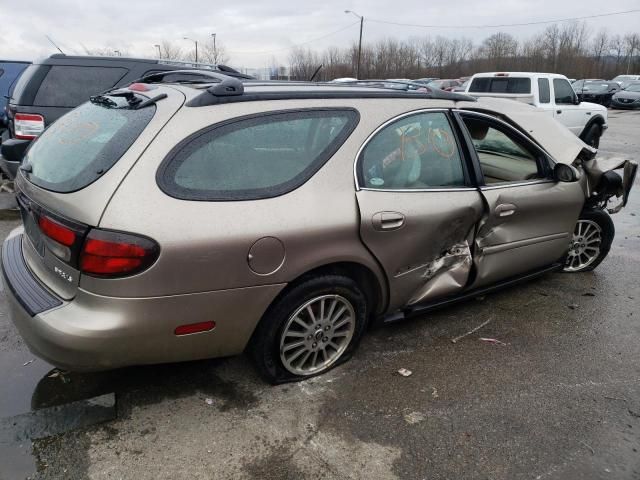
2,72,636,383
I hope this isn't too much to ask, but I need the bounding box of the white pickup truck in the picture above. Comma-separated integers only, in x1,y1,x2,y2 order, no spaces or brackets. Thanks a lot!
465,72,608,148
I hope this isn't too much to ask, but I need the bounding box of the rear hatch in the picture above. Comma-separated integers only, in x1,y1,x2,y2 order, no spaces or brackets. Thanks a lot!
15,85,184,300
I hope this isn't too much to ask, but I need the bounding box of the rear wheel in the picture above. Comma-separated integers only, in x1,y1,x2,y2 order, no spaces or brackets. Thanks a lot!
249,275,368,384
563,209,614,272
582,123,602,149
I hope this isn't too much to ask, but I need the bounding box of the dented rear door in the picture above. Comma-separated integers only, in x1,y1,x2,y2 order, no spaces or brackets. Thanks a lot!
355,109,484,311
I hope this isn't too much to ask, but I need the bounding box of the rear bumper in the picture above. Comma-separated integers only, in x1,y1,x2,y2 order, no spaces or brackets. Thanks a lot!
2,233,285,371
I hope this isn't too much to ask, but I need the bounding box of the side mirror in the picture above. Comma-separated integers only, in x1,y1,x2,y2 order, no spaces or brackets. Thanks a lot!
573,96,580,105
554,163,580,183
0,138,31,164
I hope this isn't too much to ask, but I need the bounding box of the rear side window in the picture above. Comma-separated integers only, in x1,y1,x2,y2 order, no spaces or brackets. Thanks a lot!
538,78,551,103
33,66,128,108
158,109,359,201
23,96,155,193
468,77,531,94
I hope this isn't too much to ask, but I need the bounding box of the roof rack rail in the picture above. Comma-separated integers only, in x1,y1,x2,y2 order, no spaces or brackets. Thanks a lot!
137,70,244,97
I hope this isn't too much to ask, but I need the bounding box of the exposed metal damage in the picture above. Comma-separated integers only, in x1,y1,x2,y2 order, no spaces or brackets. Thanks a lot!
399,242,473,306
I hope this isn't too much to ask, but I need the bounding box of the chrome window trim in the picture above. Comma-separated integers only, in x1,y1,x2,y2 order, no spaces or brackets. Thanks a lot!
479,179,554,190
353,108,466,192
359,186,478,193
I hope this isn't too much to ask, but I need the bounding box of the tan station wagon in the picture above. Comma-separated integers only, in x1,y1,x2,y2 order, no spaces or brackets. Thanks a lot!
1,71,636,383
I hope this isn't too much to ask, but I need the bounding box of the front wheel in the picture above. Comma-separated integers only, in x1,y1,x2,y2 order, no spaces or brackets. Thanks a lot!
563,209,614,272
249,275,368,384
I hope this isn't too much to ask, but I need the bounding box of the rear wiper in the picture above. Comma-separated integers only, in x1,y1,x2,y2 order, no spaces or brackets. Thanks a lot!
135,93,168,109
89,95,118,108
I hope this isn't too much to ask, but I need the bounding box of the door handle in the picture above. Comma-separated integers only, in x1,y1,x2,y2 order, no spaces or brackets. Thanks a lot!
556,110,562,114
372,211,405,231
495,203,516,217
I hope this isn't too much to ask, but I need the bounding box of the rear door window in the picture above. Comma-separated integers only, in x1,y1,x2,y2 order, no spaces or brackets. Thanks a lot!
33,66,128,108
158,109,359,201
23,95,155,192
468,77,531,94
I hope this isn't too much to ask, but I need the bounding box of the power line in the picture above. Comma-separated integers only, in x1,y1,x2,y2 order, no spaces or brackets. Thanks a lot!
366,8,640,29
228,21,360,55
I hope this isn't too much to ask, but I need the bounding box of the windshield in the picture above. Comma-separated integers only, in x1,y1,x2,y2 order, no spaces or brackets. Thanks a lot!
23,94,155,193
625,84,640,92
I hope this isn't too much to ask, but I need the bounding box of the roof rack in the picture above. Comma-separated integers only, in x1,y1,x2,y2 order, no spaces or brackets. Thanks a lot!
139,70,244,97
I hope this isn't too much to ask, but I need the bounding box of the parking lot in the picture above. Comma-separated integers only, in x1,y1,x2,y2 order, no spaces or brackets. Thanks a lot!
0,109,638,480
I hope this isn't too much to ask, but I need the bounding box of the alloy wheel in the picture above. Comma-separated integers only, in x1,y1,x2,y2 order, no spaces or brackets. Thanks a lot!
564,219,602,272
279,295,356,376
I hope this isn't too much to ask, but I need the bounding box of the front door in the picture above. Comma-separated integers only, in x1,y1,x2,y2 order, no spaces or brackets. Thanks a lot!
355,110,484,311
552,77,588,135
455,111,584,288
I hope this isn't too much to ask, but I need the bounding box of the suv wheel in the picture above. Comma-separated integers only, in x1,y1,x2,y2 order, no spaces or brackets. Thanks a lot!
563,209,614,272
582,123,602,149
249,275,368,384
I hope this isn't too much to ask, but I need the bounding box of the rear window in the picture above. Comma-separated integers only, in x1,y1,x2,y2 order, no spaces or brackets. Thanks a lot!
23,95,155,193
158,109,359,201
9,64,40,103
33,66,128,108
468,77,531,94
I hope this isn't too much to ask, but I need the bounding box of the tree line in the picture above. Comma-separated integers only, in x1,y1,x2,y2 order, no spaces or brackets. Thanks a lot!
286,22,640,81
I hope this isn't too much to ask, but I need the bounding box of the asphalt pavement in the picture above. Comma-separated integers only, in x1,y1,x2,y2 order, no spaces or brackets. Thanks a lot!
0,110,639,480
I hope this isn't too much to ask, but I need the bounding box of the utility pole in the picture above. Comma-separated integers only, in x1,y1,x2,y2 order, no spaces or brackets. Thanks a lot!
345,10,364,79
184,37,198,63
211,33,217,63
154,44,161,59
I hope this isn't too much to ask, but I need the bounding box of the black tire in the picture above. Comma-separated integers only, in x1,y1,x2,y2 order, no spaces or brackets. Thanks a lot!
249,275,368,384
582,123,602,149
563,209,614,273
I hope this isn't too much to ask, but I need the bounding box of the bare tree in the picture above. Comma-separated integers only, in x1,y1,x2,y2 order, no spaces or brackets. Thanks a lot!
199,37,229,65
160,40,184,61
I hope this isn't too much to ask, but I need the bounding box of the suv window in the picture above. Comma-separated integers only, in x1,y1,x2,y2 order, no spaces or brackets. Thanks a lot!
538,78,550,103
358,111,465,189
23,95,155,193
553,79,576,105
33,66,128,108
468,77,531,94
158,109,359,201
461,115,542,184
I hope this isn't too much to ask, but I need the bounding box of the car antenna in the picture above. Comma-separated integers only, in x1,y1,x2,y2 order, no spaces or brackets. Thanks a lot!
309,65,323,82
45,35,65,55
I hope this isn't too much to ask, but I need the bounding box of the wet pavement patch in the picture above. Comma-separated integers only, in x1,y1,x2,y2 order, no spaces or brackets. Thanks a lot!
0,351,117,479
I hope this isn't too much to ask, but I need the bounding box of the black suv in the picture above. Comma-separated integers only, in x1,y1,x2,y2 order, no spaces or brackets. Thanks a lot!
1,54,250,178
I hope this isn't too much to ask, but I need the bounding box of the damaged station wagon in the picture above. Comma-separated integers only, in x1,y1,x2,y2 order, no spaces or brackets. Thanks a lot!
1,71,636,383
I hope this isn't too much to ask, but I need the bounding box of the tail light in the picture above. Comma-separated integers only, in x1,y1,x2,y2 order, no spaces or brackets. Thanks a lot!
80,229,159,278
14,113,45,140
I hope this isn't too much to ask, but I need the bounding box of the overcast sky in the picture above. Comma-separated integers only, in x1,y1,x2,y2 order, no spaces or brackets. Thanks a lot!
1,0,639,68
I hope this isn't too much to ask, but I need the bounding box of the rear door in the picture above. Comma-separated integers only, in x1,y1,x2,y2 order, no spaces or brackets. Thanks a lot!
455,111,584,288
355,109,484,311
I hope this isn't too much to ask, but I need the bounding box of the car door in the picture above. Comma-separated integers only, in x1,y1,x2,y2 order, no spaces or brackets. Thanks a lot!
454,111,585,288
552,77,587,135
355,109,484,311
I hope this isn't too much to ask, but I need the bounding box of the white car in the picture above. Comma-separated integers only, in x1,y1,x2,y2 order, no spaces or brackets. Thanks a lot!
465,72,608,148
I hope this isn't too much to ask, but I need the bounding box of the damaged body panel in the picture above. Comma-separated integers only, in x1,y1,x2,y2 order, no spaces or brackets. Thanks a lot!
581,156,638,213
472,181,585,288
355,189,483,311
